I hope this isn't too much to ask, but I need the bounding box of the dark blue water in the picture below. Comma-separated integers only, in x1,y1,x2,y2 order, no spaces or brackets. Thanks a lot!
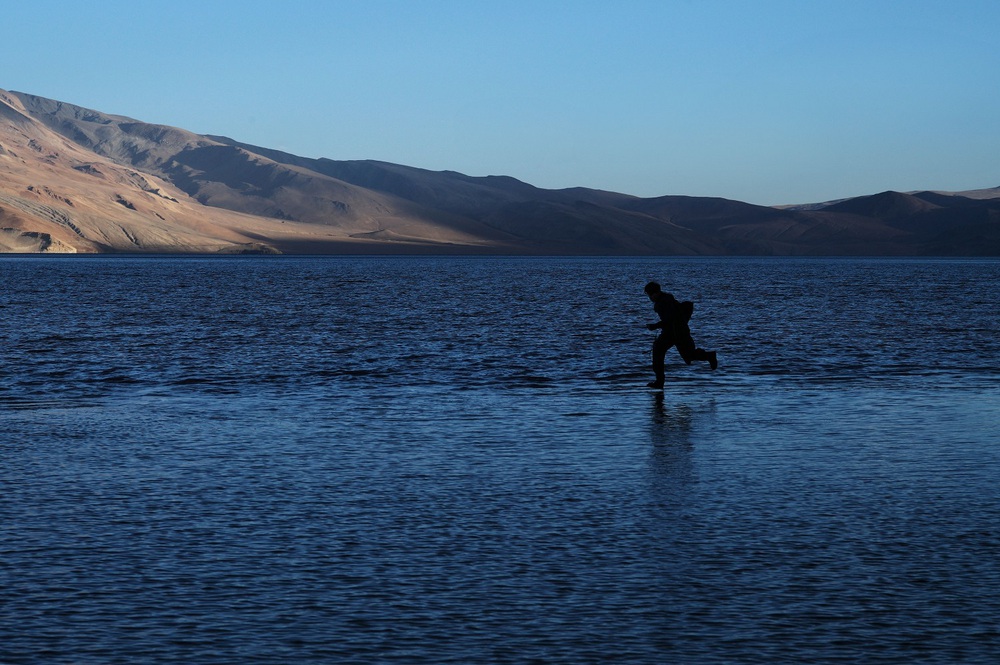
2,256,999,664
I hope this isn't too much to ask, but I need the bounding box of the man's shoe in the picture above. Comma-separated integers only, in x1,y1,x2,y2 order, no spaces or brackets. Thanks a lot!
708,351,718,370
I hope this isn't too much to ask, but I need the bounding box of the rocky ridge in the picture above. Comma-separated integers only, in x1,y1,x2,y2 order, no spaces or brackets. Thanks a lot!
2,89,998,254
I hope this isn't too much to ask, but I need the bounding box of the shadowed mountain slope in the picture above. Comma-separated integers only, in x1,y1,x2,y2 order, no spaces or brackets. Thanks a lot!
2,89,998,254
823,190,941,219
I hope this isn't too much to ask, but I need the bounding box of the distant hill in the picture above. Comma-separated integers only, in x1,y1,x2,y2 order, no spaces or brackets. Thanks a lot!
2,88,998,254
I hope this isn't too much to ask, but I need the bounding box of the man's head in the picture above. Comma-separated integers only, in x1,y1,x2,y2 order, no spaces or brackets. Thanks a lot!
644,281,661,300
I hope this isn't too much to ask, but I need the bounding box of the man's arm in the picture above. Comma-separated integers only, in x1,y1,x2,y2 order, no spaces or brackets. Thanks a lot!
647,297,669,330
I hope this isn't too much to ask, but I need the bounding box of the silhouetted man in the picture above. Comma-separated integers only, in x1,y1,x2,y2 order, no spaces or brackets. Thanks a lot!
644,281,717,388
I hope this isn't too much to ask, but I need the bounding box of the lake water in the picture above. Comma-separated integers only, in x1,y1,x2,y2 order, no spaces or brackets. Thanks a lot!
2,256,999,664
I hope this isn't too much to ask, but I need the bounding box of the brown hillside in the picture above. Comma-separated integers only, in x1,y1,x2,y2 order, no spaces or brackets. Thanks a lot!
3,88,998,255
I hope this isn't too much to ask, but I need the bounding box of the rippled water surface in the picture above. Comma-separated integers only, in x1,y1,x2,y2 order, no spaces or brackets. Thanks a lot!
2,256,999,663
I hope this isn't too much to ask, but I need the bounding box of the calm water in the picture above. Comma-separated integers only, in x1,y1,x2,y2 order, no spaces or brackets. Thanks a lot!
2,256,999,664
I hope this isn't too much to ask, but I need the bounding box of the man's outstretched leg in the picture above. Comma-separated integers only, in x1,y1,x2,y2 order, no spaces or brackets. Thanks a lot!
677,339,718,370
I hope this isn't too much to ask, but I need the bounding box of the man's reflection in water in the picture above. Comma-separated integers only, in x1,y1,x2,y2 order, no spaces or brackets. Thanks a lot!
649,392,694,446
646,392,697,506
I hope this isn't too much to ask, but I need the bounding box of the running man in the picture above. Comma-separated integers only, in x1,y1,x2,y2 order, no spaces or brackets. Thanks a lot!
644,281,718,388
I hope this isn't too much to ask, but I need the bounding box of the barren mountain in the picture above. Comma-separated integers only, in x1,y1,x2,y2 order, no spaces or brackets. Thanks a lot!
2,88,998,254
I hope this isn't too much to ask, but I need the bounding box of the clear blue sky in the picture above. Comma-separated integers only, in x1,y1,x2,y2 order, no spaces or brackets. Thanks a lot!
4,0,999,205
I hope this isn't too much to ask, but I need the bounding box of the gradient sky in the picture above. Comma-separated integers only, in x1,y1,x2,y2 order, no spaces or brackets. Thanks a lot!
4,0,998,205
